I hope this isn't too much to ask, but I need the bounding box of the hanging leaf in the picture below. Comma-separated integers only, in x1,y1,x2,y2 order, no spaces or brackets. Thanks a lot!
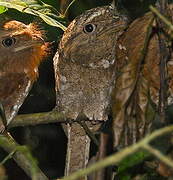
112,13,155,147
0,0,67,31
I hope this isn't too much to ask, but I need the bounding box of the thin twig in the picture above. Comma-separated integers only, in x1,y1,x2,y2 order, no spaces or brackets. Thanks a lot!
151,2,170,123
0,102,7,126
150,6,173,32
0,132,48,180
95,133,110,180
61,125,173,180
0,149,16,165
142,144,173,169
64,0,77,17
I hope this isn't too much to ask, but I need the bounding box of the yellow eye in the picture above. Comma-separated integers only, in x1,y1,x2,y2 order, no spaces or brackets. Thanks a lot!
2,37,16,47
83,24,96,33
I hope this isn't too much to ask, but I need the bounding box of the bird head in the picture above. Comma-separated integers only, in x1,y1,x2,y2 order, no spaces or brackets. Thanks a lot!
0,20,49,81
59,5,128,68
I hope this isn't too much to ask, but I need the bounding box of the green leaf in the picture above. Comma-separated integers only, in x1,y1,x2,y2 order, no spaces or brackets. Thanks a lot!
0,0,67,31
0,5,7,14
119,174,131,180
117,150,150,174
116,151,150,180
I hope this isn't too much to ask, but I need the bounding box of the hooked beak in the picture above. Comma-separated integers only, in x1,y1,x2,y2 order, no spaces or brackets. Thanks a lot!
13,38,44,52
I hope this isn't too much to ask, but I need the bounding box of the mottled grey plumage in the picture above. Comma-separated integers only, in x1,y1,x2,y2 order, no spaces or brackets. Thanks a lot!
54,5,128,121
53,5,128,176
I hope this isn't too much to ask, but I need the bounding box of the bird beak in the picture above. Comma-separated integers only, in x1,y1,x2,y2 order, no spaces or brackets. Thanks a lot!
14,38,44,52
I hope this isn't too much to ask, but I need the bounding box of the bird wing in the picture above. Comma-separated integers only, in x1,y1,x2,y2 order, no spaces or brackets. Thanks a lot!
0,72,32,125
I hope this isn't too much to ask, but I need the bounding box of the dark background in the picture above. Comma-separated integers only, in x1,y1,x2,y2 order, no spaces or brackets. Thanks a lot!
0,0,158,179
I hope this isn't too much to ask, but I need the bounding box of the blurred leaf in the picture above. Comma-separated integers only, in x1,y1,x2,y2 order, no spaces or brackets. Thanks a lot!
117,151,150,174
0,5,7,14
120,175,131,180
0,0,67,31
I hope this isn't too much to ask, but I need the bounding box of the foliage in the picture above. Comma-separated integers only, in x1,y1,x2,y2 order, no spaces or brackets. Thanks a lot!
0,5,7,14
117,151,150,174
0,0,173,180
0,0,66,30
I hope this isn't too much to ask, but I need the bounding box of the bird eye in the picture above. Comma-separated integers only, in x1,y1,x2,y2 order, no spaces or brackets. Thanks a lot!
2,37,16,47
83,24,96,33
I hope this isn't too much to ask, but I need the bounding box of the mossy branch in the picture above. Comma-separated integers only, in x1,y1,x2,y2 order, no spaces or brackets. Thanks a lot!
8,110,66,129
0,132,48,180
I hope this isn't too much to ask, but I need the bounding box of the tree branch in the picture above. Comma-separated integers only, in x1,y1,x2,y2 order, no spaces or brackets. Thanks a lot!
143,144,173,169
8,111,66,129
0,132,49,180
61,125,173,180
150,5,173,32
